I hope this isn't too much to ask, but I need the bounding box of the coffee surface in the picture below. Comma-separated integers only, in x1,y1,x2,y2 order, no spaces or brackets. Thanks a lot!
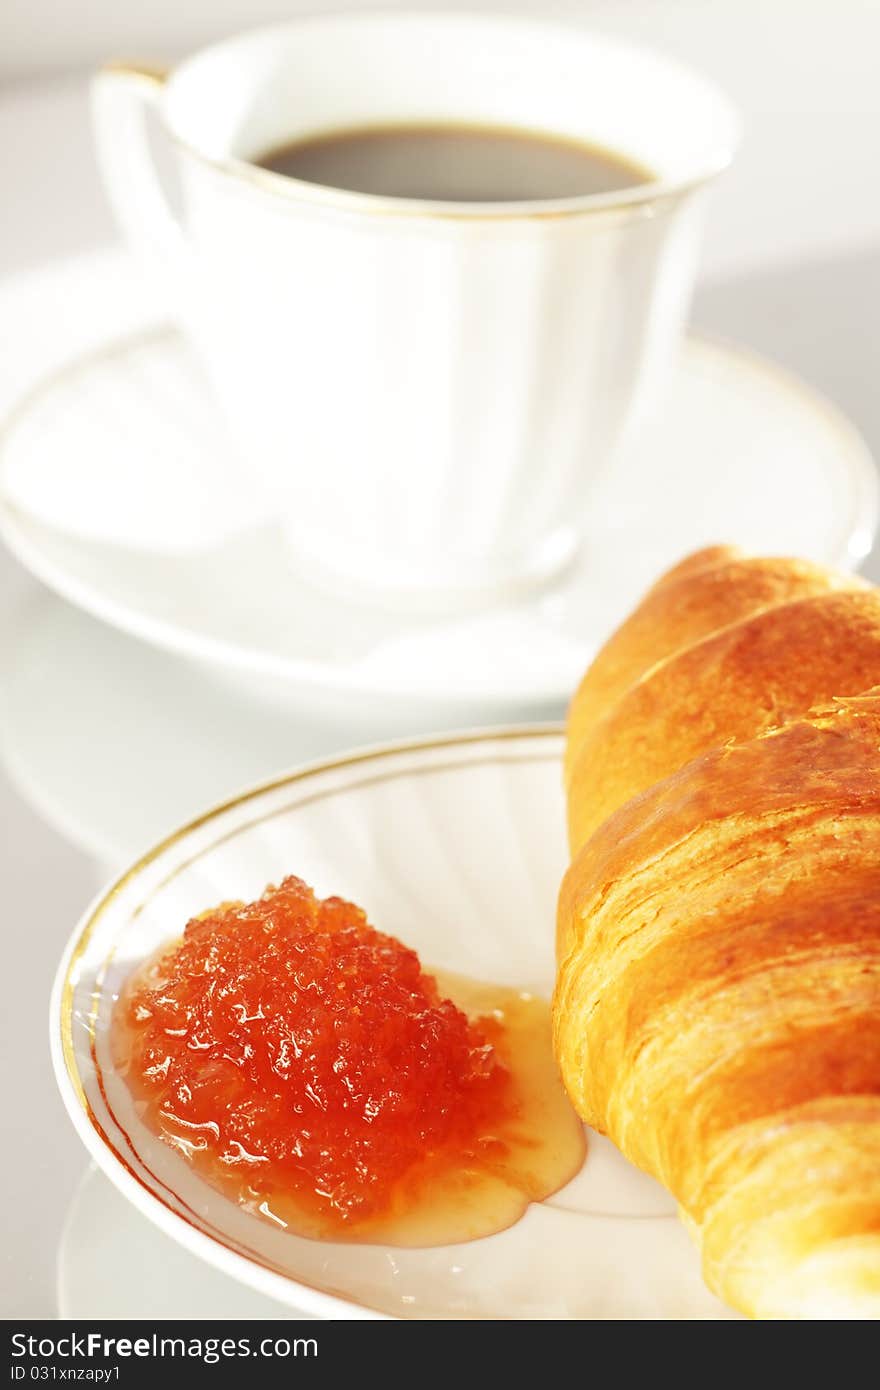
254,122,652,202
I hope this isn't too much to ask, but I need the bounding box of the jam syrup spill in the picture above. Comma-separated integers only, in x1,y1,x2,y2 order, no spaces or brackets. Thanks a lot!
113,877,585,1246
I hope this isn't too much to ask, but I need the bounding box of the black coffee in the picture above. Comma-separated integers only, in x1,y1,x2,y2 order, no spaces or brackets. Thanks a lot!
254,122,652,202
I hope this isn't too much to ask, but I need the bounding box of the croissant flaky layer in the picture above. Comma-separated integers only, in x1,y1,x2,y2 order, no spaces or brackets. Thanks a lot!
555,547,880,1319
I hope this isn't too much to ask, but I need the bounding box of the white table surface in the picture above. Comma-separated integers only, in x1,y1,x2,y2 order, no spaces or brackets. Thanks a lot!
1,63,879,1319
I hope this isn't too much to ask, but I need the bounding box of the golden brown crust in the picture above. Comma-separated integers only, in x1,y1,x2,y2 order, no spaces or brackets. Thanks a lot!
564,550,865,793
556,548,880,1319
568,588,880,852
561,544,867,783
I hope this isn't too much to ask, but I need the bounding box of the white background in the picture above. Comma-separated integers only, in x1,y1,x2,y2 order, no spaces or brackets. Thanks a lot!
1,0,879,1319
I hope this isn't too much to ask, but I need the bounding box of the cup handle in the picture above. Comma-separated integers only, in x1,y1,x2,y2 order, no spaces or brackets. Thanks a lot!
92,61,186,277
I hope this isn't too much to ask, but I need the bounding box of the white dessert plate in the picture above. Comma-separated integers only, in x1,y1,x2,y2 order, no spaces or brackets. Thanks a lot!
4,330,877,708
58,1166,296,1320
52,728,737,1320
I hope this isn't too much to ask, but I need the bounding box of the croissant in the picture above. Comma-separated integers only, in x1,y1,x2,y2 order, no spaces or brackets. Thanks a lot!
554,545,880,1319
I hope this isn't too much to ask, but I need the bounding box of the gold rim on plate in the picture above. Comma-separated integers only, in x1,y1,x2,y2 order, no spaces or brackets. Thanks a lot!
55,725,564,1318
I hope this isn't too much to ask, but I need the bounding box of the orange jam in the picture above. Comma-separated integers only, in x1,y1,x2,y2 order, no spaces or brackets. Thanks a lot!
114,876,585,1245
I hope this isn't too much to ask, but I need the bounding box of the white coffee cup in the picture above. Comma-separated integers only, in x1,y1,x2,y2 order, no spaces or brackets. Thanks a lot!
94,11,739,604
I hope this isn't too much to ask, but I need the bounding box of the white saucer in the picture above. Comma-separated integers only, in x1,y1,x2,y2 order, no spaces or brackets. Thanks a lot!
3,328,876,709
53,729,738,1319
0,592,518,869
